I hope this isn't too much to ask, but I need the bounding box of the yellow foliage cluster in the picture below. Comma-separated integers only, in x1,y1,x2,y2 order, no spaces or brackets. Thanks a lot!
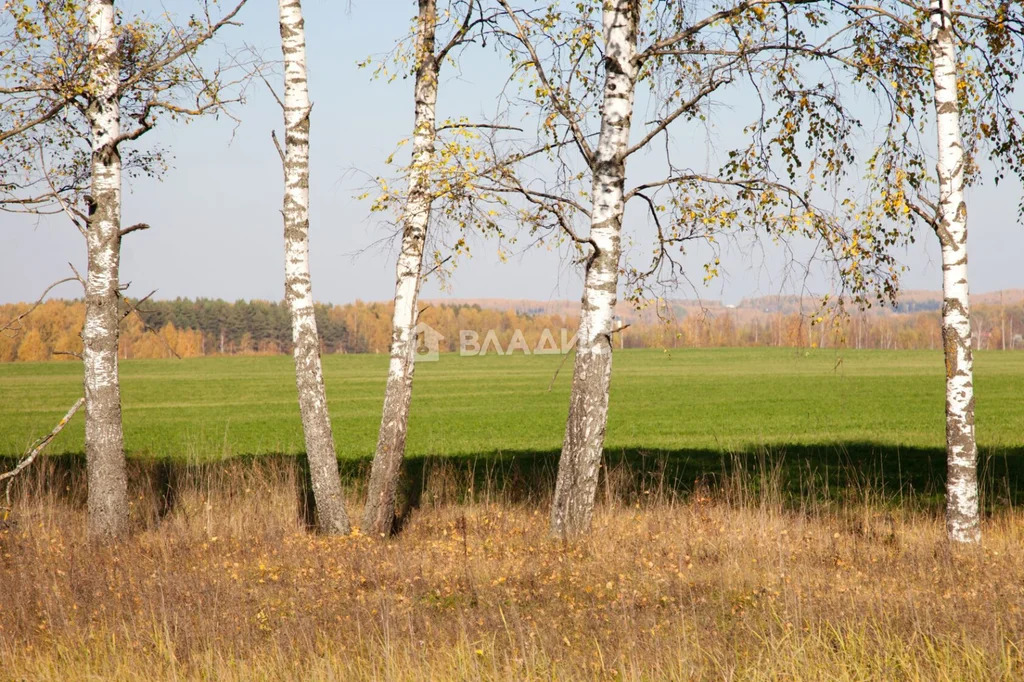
0,300,204,362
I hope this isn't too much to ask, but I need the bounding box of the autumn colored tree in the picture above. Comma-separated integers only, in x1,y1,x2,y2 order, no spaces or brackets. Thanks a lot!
491,0,921,539
16,328,48,362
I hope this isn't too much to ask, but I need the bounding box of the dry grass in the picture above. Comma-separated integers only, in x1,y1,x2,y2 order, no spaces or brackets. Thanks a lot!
1,457,1022,681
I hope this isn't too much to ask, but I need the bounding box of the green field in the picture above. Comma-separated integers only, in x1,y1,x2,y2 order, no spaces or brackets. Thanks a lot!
2,348,1023,462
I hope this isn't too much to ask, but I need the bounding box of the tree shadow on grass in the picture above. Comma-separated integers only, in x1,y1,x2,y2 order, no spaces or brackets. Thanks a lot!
393,442,1024,516
3,443,1023,531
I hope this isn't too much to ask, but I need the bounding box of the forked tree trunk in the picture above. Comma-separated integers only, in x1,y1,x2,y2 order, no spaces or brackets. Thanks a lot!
83,0,128,538
361,0,439,537
279,0,350,534
550,0,638,541
930,0,980,544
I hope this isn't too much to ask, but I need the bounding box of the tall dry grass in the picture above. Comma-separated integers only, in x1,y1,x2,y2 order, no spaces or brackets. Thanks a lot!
0,455,1022,681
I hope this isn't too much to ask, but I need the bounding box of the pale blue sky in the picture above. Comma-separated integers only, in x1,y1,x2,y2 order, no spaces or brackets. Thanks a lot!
1,1,1022,307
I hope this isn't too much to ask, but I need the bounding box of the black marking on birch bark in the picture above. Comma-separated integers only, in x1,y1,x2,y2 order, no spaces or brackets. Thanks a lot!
954,201,967,224
942,297,969,318
933,221,957,249
942,325,960,379
945,417,975,449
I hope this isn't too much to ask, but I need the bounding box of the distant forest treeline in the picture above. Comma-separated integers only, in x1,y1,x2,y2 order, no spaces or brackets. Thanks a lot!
1,297,1023,362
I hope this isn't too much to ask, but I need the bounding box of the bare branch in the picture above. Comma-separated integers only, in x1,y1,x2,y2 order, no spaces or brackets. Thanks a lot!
626,75,732,158
257,69,286,112
35,141,87,236
476,182,592,217
271,129,285,165
120,295,181,359
547,337,576,392
436,122,523,133
420,255,453,282
68,262,86,287
0,277,80,335
846,3,923,34
1,398,85,508
119,223,150,238
120,290,157,322
625,173,810,210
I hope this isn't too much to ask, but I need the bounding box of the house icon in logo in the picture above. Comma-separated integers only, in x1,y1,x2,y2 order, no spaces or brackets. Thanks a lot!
413,322,444,362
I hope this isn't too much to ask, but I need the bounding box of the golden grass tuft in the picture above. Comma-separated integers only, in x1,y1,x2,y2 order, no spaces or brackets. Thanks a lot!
0,456,1022,680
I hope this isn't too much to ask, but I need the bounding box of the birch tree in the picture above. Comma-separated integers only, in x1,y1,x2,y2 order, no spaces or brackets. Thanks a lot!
2,0,251,537
929,0,979,544
493,0,921,540
82,0,128,537
538,0,636,542
276,0,351,534
362,0,496,536
361,0,443,537
834,0,1024,543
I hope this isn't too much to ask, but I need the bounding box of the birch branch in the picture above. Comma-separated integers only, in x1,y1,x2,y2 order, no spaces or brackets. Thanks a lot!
0,97,72,144
436,0,476,63
0,277,80,335
907,196,939,229
117,0,249,94
1,397,84,508
120,289,157,322
625,75,733,158
68,262,86,287
546,337,577,392
259,68,286,112
36,141,88,236
420,255,452,282
436,122,523,133
497,0,595,165
271,129,285,165
119,223,150,238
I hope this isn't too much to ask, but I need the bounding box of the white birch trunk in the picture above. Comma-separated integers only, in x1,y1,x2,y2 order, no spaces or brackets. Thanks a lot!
930,0,980,544
279,0,350,534
550,0,638,541
83,0,128,538
362,0,438,536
